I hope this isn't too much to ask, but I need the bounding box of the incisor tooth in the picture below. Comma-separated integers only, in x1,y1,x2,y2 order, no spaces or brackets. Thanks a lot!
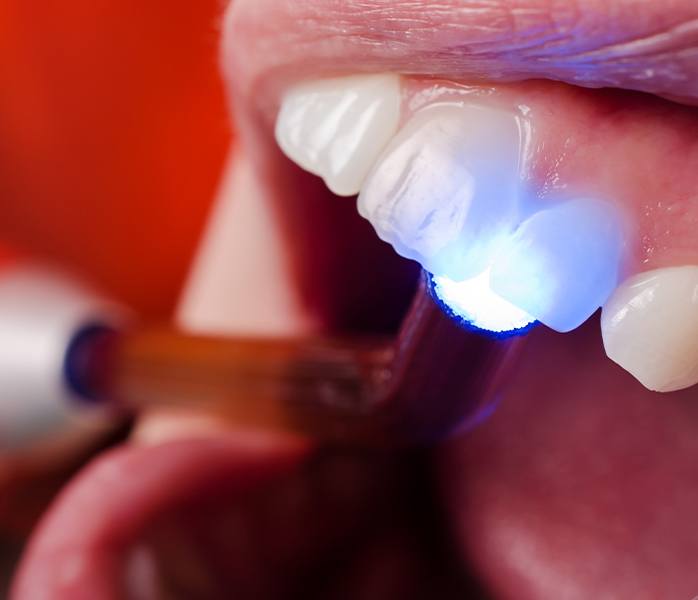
275,74,401,196
490,198,623,333
601,266,698,392
357,103,522,281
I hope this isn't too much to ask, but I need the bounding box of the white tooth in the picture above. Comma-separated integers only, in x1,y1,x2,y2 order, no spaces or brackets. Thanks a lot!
275,74,401,197
357,103,522,281
489,198,623,333
601,266,698,392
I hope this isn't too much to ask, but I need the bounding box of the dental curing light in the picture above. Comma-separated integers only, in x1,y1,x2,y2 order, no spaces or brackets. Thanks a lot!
429,269,537,336
0,260,124,450
1,268,528,448
70,272,528,445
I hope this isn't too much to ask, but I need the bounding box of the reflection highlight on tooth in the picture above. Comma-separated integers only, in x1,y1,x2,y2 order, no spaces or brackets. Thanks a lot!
358,103,522,281
489,199,623,333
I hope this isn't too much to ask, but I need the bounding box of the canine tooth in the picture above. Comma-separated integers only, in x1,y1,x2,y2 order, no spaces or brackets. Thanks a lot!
489,199,623,333
601,266,698,392
358,103,522,281
275,74,401,196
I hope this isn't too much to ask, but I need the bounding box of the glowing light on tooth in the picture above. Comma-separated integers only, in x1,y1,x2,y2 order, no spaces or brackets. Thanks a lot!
275,74,401,196
601,266,698,392
358,104,523,281
489,199,623,333
431,269,536,334
276,78,627,337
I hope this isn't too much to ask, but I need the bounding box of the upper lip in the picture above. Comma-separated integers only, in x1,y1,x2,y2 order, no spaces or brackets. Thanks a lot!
222,0,698,118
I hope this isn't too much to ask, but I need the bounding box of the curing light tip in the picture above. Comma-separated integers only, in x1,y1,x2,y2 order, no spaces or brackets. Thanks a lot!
429,269,537,336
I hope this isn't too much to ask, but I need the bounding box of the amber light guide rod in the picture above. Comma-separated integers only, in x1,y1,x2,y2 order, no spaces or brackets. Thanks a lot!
72,274,525,446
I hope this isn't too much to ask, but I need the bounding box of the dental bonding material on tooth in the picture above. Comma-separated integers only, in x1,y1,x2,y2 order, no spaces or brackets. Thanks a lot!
277,75,627,337
0,263,523,447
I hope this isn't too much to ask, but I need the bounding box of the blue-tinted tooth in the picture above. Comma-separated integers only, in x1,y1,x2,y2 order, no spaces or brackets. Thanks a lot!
358,104,523,281
489,198,623,333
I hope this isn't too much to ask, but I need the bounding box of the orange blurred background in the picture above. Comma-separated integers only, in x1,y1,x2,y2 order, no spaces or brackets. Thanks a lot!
0,0,230,316
0,0,232,563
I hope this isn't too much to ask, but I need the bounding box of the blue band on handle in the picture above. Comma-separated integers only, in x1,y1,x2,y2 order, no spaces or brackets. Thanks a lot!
63,323,116,404
426,271,538,339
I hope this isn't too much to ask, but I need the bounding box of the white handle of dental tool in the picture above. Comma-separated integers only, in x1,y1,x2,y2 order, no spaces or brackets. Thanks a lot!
0,264,124,450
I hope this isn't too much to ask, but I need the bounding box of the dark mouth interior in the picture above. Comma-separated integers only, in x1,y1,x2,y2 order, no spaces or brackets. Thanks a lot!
267,163,421,336
137,448,489,599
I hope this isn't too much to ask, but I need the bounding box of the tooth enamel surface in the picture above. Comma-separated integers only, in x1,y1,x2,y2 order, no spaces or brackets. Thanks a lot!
275,74,401,196
489,199,623,333
601,266,698,392
357,103,522,281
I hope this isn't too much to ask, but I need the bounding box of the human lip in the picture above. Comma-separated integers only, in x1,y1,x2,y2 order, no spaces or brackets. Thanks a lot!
222,0,698,114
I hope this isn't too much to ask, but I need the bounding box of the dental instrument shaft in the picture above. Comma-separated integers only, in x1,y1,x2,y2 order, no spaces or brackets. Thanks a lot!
75,274,524,445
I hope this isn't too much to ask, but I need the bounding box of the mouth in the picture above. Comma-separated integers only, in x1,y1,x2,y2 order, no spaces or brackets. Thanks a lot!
13,1,698,598
263,71,698,597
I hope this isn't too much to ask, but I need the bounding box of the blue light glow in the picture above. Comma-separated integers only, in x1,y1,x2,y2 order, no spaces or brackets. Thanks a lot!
430,268,537,336
488,198,622,333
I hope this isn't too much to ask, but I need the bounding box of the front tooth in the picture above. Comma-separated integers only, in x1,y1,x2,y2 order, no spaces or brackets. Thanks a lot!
601,266,698,392
489,199,623,332
357,103,522,281
275,74,401,197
